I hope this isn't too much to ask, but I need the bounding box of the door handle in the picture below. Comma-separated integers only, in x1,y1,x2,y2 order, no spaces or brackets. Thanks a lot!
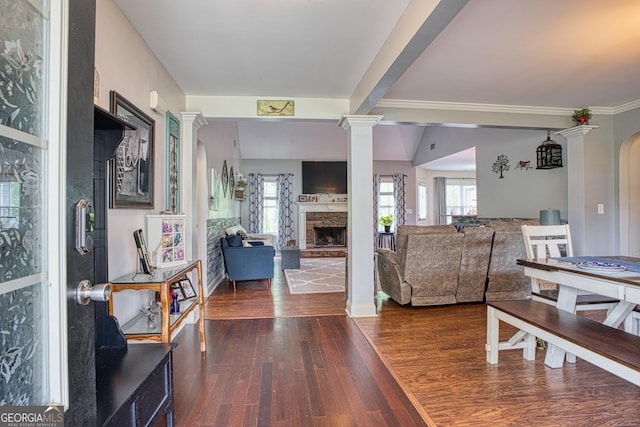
76,280,111,305
75,199,94,254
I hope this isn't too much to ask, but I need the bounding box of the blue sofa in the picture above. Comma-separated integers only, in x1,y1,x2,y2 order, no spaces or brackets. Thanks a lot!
221,235,275,290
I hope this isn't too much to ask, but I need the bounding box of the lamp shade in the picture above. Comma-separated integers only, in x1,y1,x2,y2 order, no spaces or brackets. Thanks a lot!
540,209,561,225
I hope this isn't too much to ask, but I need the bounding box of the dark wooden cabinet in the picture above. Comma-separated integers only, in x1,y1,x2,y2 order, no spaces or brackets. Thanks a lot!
96,344,175,426
93,107,176,426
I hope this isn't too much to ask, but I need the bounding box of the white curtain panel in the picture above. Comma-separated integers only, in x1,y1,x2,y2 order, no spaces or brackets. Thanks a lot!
434,176,447,225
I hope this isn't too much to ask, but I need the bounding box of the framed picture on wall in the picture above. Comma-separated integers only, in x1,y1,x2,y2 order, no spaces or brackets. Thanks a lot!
110,91,155,208
166,111,181,213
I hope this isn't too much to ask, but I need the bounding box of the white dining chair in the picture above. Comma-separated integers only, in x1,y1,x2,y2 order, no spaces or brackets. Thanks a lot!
521,224,618,312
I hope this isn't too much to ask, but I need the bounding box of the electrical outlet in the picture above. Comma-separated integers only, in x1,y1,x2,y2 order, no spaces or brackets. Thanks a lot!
597,203,604,214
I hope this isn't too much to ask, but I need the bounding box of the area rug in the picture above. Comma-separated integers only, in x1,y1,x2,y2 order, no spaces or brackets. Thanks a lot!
284,257,345,294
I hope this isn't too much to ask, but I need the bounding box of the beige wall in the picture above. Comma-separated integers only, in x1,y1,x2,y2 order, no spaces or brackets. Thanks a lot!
95,0,186,322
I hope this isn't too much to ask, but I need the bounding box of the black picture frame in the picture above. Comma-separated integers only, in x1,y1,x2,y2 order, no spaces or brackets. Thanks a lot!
179,278,197,299
110,91,155,208
133,229,154,275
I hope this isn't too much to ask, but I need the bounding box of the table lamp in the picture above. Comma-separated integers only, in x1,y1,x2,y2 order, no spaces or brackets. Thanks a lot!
539,209,561,225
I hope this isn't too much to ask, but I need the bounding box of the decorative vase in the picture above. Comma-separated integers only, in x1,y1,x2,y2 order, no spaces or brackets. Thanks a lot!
384,225,391,233
574,114,589,125
170,292,180,314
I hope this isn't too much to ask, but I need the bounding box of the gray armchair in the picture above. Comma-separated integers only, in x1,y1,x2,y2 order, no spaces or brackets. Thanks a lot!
376,225,464,306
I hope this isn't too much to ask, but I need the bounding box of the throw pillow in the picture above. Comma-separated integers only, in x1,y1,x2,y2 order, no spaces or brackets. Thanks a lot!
226,235,243,247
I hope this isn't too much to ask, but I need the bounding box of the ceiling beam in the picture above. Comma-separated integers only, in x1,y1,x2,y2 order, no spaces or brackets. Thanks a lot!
349,0,469,115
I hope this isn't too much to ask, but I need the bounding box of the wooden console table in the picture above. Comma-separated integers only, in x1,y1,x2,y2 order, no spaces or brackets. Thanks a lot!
109,260,206,352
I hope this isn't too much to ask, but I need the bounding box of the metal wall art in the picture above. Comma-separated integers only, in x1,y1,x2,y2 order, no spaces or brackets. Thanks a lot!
492,154,510,179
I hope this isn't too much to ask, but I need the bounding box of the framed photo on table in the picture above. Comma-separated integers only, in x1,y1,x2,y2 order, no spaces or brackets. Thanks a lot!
110,91,155,209
179,278,197,299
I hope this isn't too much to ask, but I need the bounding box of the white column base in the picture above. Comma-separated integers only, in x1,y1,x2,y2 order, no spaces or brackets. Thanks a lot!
345,299,377,317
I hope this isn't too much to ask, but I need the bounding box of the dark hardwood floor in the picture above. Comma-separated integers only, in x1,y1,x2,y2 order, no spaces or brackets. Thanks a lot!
169,258,640,426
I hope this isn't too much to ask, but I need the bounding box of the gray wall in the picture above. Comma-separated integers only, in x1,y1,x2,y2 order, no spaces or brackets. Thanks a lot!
415,127,568,220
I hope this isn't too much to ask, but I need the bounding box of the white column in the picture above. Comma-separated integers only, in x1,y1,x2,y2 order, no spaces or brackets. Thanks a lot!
339,115,382,317
180,112,207,264
557,125,598,255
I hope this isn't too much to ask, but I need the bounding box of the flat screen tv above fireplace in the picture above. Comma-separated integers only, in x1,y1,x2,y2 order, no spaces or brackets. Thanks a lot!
302,161,347,194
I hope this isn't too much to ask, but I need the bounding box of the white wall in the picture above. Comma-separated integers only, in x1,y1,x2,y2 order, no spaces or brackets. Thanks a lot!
95,0,186,323
197,121,241,221
614,106,640,254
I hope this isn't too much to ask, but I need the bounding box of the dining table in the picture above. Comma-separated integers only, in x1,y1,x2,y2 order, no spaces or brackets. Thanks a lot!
516,255,640,368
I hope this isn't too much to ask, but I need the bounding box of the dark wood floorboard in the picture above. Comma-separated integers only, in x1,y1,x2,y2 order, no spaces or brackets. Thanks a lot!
169,258,424,426
168,258,640,426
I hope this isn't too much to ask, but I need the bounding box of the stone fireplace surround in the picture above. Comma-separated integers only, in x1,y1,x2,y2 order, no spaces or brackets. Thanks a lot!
296,202,347,250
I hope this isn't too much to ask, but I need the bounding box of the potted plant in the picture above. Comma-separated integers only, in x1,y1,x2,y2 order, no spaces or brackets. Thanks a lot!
572,107,592,125
378,214,394,233
234,175,248,200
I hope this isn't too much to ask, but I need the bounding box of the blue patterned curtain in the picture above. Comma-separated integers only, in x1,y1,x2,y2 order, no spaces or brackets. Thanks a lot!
277,173,294,249
393,174,407,227
434,176,447,225
373,174,381,238
248,173,264,233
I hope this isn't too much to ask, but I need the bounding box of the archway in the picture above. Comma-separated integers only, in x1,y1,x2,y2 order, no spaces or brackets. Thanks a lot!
195,140,209,294
619,131,640,255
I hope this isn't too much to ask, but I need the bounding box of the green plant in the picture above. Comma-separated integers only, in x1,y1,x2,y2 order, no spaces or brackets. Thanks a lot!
573,107,592,119
572,107,592,125
378,214,393,227
236,178,248,188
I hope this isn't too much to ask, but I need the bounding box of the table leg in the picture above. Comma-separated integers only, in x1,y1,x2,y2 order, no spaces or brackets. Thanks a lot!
544,285,578,368
603,301,636,329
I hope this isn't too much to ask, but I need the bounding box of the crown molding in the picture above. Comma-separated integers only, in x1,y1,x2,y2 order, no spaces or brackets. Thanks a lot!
556,125,599,139
614,99,640,114
376,98,640,116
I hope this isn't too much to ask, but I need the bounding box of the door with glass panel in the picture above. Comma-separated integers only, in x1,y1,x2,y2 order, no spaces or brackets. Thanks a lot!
0,0,83,415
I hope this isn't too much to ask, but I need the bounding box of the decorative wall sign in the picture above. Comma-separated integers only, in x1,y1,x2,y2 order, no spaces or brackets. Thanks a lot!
491,154,510,179
257,100,294,116
221,160,228,197
110,91,155,208
229,166,235,198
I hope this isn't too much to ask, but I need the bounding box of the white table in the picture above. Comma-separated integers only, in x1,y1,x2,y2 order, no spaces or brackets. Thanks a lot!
518,256,640,367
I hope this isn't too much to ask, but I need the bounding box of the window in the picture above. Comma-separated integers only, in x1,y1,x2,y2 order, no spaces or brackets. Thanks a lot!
0,182,21,229
377,177,395,231
445,179,476,223
263,178,278,234
417,181,428,221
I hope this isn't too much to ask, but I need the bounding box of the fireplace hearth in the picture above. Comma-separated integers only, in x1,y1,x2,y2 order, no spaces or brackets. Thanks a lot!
314,227,346,247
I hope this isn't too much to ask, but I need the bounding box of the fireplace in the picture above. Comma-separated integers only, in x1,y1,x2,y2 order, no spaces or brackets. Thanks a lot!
314,227,346,247
296,201,347,250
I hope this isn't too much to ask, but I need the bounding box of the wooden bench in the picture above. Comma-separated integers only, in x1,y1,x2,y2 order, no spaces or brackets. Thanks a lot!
486,299,640,387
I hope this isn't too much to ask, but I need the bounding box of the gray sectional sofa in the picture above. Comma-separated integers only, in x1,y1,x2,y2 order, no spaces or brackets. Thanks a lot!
376,220,537,306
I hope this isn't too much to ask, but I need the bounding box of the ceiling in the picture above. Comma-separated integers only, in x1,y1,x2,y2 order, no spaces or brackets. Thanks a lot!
113,0,640,170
